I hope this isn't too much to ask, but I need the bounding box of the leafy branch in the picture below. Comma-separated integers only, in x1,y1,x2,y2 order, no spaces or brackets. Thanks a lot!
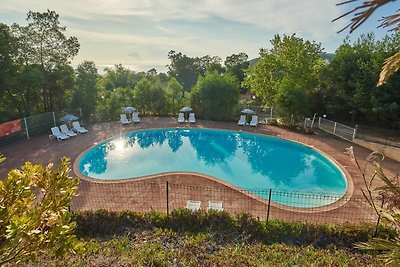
333,0,400,85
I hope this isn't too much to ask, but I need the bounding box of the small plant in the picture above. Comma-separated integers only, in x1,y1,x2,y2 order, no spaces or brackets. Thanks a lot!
0,157,79,265
346,146,400,264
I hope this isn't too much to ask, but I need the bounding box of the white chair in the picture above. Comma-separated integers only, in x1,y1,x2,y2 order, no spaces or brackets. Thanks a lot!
120,114,130,125
238,115,246,126
50,126,69,141
208,201,223,211
188,113,196,123
72,121,88,134
249,115,258,127
132,112,140,123
60,124,77,137
186,200,201,211
177,112,185,123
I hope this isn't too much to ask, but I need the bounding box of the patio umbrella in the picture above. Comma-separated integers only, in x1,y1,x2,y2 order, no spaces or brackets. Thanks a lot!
60,114,78,122
180,107,192,113
241,108,255,123
122,106,136,113
241,108,255,115
180,107,192,121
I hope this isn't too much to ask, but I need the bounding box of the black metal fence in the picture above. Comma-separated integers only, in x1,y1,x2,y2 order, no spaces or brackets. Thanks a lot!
71,181,378,225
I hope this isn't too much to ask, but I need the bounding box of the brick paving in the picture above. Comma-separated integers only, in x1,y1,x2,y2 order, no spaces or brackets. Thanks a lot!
1,117,399,223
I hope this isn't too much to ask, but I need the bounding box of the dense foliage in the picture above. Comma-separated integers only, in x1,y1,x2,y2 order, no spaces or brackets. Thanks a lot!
20,210,393,266
335,0,400,86
244,34,324,122
320,33,400,126
0,10,79,120
190,72,240,121
0,10,399,129
0,158,79,265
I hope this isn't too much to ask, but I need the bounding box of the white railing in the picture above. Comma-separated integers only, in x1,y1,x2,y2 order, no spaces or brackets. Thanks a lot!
317,117,357,141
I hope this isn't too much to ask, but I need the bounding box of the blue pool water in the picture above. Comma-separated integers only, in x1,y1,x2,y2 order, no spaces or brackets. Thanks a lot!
78,128,347,207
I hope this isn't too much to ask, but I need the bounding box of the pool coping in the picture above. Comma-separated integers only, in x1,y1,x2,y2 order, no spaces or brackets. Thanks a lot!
72,127,354,213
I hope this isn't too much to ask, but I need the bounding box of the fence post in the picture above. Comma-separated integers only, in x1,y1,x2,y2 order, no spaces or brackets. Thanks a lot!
23,117,30,140
266,189,272,223
52,111,56,127
333,122,337,134
318,117,321,128
352,124,358,140
166,181,169,216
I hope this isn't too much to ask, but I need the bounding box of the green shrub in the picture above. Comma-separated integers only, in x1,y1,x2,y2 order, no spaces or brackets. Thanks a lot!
0,158,79,265
72,209,395,250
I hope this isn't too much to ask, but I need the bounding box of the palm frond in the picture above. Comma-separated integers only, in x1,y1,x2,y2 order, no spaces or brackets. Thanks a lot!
378,51,400,86
334,0,396,33
379,12,400,31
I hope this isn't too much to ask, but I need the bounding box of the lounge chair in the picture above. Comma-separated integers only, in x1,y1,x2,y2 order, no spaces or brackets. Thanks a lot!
177,112,185,123
60,124,77,137
186,200,201,211
132,112,140,123
50,126,69,141
72,121,88,134
238,115,246,126
208,201,223,211
188,113,196,123
249,115,258,127
120,114,130,125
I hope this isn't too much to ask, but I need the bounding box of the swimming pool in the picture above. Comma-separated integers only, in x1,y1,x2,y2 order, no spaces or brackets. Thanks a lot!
77,128,347,207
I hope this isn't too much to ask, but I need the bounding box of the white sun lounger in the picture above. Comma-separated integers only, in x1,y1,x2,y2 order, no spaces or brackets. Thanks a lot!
238,115,246,126
188,113,196,123
60,124,77,137
186,200,201,211
132,112,140,123
72,121,88,134
50,126,69,141
208,201,223,211
120,114,130,125
249,115,258,127
178,112,185,123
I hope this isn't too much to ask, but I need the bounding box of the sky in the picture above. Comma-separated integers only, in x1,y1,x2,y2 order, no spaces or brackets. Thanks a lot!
0,0,395,72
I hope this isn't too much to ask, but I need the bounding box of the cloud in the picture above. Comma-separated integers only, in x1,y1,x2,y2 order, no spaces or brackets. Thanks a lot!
0,0,353,71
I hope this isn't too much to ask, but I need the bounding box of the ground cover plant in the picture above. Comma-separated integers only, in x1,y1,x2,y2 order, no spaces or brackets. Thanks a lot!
9,209,395,266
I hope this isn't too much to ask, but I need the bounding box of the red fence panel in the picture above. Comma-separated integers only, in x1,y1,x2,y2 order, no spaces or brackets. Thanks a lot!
0,119,22,138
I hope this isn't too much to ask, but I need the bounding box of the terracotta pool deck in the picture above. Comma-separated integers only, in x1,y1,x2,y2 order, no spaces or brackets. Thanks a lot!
1,117,399,223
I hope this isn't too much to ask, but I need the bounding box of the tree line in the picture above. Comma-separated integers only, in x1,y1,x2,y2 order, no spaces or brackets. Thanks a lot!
1,10,399,129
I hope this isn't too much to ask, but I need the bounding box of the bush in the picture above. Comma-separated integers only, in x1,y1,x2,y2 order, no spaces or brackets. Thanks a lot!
0,158,79,265
72,209,396,249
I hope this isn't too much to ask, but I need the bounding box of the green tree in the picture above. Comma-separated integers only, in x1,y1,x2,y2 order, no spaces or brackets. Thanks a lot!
96,87,135,121
244,34,323,121
0,158,79,265
335,0,400,86
0,23,19,119
167,51,201,94
72,61,99,121
225,52,249,92
190,72,240,121
199,55,224,75
166,77,184,115
320,33,400,126
134,78,156,115
101,64,141,90
134,77,167,115
11,10,80,112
